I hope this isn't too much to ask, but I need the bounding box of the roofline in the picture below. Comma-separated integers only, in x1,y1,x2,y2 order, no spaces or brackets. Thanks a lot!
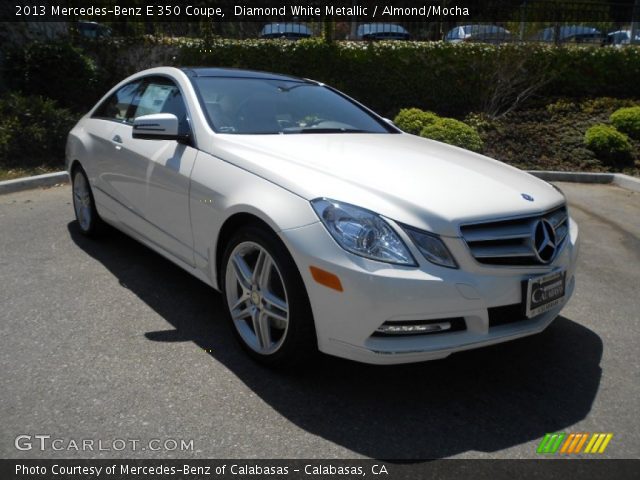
179,67,311,83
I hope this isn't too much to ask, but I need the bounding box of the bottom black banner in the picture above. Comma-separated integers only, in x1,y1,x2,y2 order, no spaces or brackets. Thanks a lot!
2,459,639,480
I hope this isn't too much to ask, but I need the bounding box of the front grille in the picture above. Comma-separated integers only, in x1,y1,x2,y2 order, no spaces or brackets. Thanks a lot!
460,206,569,266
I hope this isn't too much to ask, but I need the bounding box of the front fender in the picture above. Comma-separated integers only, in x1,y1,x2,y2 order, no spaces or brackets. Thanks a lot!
189,151,318,287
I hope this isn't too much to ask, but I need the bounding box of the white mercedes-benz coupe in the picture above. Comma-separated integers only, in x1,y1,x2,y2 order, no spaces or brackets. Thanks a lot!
66,67,579,366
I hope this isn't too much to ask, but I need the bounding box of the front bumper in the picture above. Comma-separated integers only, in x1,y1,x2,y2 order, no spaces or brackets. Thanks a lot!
280,216,579,365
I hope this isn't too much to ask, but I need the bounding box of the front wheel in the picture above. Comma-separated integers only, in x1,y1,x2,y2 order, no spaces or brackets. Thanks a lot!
221,225,316,367
72,166,104,236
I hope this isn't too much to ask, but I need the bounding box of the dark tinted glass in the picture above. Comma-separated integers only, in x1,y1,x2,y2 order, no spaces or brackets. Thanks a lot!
93,81,143,123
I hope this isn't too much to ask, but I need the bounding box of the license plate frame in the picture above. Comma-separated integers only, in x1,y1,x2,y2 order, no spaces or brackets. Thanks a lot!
525,270,566,318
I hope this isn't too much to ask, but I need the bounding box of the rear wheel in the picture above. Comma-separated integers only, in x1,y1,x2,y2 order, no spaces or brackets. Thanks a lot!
221,225,316,367
72,166,104,236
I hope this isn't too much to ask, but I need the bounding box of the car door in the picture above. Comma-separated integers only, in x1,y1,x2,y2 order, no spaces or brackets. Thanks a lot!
85,80,142,201
111,76,197,266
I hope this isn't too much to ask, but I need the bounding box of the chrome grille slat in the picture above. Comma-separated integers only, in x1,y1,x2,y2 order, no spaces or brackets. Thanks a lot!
555,224,569,243
462,224,531,242
460,206,568,266
548,211,567,229
472,245,536,258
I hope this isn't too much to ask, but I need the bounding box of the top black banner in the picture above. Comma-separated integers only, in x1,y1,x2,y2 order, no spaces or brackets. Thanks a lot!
1,0,639,23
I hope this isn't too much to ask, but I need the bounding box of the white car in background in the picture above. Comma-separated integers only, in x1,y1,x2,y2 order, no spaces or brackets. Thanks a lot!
607,29,640,45
444,24,513,43
66,67,579,366
533,25,603,44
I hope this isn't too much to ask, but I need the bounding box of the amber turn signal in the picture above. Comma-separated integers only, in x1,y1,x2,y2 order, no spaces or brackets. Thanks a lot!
309,266,343,292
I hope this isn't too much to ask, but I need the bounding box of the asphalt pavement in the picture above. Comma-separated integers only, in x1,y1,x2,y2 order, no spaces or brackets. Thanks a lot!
1,182,638,459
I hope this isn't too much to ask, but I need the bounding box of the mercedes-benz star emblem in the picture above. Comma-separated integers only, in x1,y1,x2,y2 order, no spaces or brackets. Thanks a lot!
533,219,557,263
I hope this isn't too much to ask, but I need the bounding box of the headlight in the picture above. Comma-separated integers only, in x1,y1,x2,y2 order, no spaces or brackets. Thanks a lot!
403,227,458,269
311,198,416,266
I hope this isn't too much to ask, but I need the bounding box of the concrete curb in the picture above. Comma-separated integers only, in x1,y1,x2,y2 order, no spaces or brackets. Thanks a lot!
0,171,69,195
527,170,640,193
612,173,640,192
1,169,638,195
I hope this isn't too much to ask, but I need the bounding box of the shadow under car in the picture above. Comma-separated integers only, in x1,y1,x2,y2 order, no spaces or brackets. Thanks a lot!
68,221,603,460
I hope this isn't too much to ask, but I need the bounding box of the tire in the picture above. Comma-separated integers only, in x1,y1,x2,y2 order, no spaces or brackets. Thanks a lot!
221,224,317,367
71,165,104,237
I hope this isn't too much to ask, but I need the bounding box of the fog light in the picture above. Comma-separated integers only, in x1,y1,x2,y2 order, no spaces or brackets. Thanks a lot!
376,322,451,335
373,317,466,336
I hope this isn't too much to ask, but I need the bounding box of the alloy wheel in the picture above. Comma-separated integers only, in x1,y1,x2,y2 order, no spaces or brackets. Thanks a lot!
224,241,290,355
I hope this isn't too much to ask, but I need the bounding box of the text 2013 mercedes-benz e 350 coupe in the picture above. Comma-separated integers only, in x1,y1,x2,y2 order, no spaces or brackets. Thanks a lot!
67,67,579,366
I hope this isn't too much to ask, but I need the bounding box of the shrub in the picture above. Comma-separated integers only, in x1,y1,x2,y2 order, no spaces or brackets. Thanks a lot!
584,124,632,163
420,118,484,152
546,99,578,116
478,97,640,175
0,93,77,168
3,41,100,111
580,97,637,115
610,106,640,140
463,112,495,132
393,108,438,135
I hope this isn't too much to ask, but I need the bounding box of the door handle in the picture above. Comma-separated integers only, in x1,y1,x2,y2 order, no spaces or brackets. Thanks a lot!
112,135,123,144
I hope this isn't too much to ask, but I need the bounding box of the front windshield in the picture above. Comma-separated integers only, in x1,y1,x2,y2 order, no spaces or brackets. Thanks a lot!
191,77,392,135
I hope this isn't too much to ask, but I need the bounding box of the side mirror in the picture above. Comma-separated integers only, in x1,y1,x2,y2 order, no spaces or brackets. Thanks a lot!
132,113,181,141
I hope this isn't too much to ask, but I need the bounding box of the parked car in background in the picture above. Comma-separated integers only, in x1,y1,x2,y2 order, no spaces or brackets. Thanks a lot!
260,22,312,39
444,25,512,43
356,23,410,40
533,25,603,44
607,29,640,45
76,21,112,39
66,66,579,367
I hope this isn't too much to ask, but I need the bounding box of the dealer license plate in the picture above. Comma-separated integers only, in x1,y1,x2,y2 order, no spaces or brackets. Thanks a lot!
525,270,566,318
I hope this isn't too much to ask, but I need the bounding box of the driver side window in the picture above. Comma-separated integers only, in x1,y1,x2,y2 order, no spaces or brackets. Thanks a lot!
93,81,144,123
132,77,190,135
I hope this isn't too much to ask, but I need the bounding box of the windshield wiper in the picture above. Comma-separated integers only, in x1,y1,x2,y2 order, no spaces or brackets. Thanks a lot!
277,83,317,92
293,128,370,134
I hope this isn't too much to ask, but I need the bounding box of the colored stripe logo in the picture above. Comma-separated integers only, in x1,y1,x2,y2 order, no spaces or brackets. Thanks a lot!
537,433,613,454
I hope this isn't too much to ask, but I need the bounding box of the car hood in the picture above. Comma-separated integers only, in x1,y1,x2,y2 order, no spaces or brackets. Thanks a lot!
206,133,564,236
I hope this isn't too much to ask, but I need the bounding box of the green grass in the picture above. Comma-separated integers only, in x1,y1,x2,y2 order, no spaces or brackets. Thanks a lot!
0,165,62,181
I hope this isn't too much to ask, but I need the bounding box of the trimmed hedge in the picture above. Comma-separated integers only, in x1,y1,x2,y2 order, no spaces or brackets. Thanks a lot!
177,39,640,117
6,37,639,117
584,124,632,164
610,106,640,140
1,38,639,173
